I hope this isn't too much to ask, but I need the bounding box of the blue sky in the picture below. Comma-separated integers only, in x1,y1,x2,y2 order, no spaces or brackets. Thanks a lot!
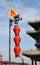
0,0,40,63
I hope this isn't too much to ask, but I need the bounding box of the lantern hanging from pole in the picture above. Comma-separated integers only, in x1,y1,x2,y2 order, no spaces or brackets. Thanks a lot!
13,25,21,57
13,25,20,35
14,46,21,57
14,36,21,45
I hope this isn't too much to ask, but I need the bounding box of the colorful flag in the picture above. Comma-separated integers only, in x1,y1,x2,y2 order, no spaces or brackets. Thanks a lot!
10,8,18,17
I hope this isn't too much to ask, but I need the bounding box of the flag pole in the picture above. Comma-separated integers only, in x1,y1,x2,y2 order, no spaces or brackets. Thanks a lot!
9,19,13,65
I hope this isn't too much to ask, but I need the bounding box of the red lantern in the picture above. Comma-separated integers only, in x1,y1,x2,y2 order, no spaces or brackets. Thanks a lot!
14,46,21,57
0,57,2,65
13,25,20,35
14,36,21,45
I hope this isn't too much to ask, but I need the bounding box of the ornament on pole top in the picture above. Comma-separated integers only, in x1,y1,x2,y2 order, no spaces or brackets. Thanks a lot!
10,7,22,24
10,7,18,17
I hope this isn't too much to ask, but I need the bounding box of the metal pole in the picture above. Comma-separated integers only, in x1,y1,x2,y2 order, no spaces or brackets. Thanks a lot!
9,21,11,65
9,19,13,65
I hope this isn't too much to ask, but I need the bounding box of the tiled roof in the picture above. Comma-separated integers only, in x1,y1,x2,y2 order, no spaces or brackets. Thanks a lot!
28,21,40,30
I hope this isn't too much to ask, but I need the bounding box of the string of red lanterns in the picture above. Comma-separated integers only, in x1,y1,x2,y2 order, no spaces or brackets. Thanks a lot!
13,25,21,57
10,8,24,64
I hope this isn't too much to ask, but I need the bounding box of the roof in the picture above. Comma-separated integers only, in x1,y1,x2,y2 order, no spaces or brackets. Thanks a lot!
27,31,40,40
28,21,40,30
22,50,40,61
35,43,40,48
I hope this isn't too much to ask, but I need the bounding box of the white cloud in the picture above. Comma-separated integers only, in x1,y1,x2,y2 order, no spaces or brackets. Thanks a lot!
21,8,40,22
35,0,40,6
20,28,26,36
0,27,9,35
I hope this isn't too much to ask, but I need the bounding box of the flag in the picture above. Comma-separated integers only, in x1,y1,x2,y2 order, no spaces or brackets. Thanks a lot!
10,8,18,17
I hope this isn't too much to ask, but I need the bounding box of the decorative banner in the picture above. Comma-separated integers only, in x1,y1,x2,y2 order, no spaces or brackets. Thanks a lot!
10,8,18,17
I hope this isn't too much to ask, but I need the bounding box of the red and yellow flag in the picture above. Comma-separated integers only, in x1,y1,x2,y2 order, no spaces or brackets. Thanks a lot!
10,8,18,17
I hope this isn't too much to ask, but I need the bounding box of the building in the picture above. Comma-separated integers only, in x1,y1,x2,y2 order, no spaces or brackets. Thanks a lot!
22,21,40,65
